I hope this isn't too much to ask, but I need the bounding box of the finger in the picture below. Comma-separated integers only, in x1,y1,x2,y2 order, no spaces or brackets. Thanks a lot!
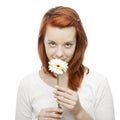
54,90,74,101
39,108,63,118
55,85,76,95
54,88,78,102
39,117,62,120
55,94,76,105
57,100,75,110
45,112,63,119
45,107,63,113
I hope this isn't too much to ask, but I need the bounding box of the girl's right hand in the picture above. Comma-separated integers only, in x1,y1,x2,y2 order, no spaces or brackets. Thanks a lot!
38,107,63,120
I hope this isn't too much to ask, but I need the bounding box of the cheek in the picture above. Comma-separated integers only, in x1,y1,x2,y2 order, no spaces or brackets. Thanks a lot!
68,49,75,57
66,47,76,60
70,45,76,55
45,47,56,59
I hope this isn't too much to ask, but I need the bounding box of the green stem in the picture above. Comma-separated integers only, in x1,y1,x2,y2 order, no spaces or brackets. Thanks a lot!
57,75,62,109
57,75,59,86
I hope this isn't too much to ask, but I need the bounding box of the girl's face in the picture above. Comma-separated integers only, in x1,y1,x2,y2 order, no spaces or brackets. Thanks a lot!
44,25,76,63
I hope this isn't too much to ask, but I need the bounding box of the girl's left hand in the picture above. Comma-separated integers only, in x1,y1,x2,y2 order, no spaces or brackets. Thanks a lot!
53,86,81,115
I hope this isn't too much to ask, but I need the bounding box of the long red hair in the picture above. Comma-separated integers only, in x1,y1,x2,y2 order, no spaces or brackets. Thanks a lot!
38,6,88,91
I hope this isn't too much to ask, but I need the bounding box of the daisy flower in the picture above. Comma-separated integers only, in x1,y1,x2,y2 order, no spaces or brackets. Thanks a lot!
48,58,68,108
48,58,68,75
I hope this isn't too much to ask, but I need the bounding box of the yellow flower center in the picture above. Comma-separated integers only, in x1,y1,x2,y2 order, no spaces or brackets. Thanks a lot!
56,65,60,68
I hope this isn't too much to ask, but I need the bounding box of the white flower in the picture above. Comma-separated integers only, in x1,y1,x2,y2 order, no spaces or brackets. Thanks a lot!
48,58,68,75
48,58,68,108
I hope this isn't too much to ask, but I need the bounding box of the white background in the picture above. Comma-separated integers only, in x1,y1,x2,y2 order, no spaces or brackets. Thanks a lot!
0,0,119,119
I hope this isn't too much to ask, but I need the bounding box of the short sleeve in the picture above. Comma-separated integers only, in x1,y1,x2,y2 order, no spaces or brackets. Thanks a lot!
94,78,115,120
15,79,32,120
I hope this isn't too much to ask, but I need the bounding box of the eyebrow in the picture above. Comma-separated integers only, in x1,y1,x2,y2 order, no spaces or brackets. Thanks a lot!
47,40,55,43
47,40,75,42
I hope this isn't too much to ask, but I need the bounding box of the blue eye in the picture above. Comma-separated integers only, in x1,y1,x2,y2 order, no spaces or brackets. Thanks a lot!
65,43,72,48
48,41,56,47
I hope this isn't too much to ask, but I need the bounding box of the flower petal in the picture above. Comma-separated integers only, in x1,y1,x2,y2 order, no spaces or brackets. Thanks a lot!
48,59,68,75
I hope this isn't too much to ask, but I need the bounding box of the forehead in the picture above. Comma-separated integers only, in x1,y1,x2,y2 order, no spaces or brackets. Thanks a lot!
45,25,76,41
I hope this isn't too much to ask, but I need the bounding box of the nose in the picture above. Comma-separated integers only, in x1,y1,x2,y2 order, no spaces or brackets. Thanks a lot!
55,46,64,58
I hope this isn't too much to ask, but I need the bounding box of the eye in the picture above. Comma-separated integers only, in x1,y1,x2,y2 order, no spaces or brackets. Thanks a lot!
48,41,56,48
65,42,72,48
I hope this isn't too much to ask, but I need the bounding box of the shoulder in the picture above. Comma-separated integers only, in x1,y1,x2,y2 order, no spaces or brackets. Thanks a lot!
81,70,110,95
79,70,114,119
18,71,39,92
84,70,108,85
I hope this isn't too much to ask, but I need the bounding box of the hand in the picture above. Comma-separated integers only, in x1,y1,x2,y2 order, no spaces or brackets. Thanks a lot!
38,107,63,120
54,86,81,115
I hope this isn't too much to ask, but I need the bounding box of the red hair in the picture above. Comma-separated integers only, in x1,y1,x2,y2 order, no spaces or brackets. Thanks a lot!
38,6,88,91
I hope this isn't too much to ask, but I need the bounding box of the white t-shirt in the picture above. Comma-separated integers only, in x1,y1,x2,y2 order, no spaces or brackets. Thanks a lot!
15,71,115,120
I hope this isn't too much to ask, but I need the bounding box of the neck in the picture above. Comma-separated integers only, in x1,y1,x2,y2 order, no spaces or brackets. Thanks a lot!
57,73,68,87
39,69,69,88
